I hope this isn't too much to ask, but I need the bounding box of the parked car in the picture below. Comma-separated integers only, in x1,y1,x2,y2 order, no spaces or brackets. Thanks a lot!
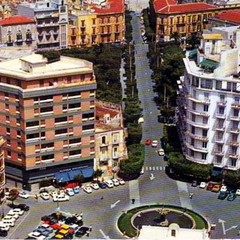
40,192,50,200
199,182,207,189
220,185,227,192
158,148,165,156
227,191,237,201
104,180,114,188
212,184,221,193
73,186,80,194
28,231,45,240
112,179,120,186
52,193,69,202
18,191,30,199
82,185,92,194
90,182,99,190
98,182,107,189
118,178,125,185
65,188,75,197
0,229,7,237
218,191,228,200
151,140,158,147
0,222,10,231
236,188,240,196
6,210,19,220
11,208,24,216
75,226,90,238
191,180,197,187
11,203,30,211
206,182,215,191
145,139,151,145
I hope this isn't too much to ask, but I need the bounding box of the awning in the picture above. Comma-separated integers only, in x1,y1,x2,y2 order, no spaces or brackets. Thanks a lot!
81,167,93,178
211,167,223,176
54,171,70,182
188,49,197,58
200,58,219,71
67,169,82,181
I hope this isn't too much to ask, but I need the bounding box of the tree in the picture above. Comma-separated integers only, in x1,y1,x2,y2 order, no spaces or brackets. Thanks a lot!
8,189,19,205
93,169,103,181
73,174,84,186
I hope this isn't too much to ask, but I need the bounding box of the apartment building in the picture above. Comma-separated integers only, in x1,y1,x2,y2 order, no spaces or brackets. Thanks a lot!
0,53,96,190
177,26,240,171
0,137,5,205
68,0,125,47
95,101,127,176
149,0,240,42
0,15,36,48
17,0,68,50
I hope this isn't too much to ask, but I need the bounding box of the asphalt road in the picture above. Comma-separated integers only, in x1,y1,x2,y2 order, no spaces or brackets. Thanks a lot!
3,5,240,240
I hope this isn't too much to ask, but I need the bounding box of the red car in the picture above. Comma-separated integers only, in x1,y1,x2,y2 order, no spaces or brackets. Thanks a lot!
206,182,214,191
145,139,151,145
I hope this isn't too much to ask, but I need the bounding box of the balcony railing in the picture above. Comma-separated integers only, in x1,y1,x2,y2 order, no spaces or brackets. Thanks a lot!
188,109,209,117
187,131,208,141
227,127,240,133
215,112,226,119
188,95,210,104
217,100,227,106
185,142,208,153
213,148,224,156
186,119,209,129
231,102,240,109
228,152,239,159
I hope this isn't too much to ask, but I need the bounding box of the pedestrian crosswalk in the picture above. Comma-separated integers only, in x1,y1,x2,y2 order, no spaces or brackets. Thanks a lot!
143,166,166,171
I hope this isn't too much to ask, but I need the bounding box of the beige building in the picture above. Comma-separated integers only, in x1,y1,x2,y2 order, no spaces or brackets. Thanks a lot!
95,101,127,176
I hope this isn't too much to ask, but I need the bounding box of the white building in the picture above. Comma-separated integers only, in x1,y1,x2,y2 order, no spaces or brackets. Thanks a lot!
177,26,240,171
138,224,210,240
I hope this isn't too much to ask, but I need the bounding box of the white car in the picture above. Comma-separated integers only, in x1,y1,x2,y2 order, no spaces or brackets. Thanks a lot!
118,178,125,185
158,148,165,156
0,222,10,231
104,179,114,188
28,231,45,240
236,188,240,196
112,179,120,186
220,185,227,192
65,188,75,196
199,182,207,189
52,193,69,202
12,208,24,216
82,185,92,194
90,182,99,190
40,192,50,200
6,210,19,220
19,191,30,199
151,140,158,147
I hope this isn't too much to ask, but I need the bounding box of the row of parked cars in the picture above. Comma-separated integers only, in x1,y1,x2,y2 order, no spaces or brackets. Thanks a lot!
27,211,90,239
192,180,240,201
0,204,29,237
82,178,125,194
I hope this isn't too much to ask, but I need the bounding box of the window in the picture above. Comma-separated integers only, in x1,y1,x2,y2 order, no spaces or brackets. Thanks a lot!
216,156,222,164
6,104,9,110
42,154,54,161
69,150,81,156
202,142,207,148
190,150,194,157
203,105,208,112
55,117,67,123
191,126,195,134
26,121,39,127
201,79,212,89
27,133,39,139
69,91,80,97
40,107,53,113
6,116,9,122
69,103,81,109
204,92,209,99
201,153,207,160
192,102,196,110
233,109,239,117
82,113,94,119
219,106,224,115
171,229,176,237
69,138,81,144
55,129,68,135
230,159,237,167
42,142,54,148
217,132,223,140
202,129,207,137
40,95,52,101
220,95,225,102
82,124,94,131
6,128,10,134
202,117,208,124
191,138,194,146
102,136,106,144
191,114,195,122
17,130,21,136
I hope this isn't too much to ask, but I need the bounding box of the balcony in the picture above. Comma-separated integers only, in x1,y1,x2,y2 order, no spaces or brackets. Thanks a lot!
187,131,208,141
186,119,209,129
228,152,239,159
229,115,240,121
214,137,224,144
188,109,209,117
228,140,239,146
215,112,226,119
213,148,224,156
185,142,208,153
228,127,239,133
185,155,206,163
217,100,227,106
188,95,210,104
231,102,240,109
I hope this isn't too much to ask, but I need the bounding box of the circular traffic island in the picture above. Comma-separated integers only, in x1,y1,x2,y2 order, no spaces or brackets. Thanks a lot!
117,205,209,238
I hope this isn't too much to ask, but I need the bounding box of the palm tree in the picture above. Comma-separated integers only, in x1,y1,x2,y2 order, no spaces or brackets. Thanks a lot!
73,174,84,187
93,169,103,181
8,189,19,205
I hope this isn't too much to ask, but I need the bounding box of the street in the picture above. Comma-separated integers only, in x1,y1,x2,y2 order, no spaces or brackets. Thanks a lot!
3,3,240,240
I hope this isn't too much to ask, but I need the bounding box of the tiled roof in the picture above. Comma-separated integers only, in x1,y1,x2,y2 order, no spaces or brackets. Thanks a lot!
96,105,119,118
215,10,240,24
91,0,124,15
0,15,35,26
153,0,215,14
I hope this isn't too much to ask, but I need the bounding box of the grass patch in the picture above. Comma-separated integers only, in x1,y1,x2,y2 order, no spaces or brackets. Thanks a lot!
117,205,209,237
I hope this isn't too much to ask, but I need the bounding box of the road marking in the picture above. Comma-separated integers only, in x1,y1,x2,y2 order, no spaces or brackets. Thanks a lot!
152,166,155,171
149,166,152,171
110,200,120,209
218,219,238,235
150,173,155,181
176,181,192,210
8,210,31,239
156,166,159,170
99,229,110,239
